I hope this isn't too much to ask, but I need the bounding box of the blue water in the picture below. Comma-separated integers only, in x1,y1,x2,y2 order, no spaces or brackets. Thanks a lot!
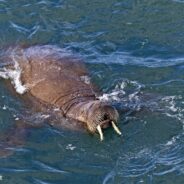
0,0,184,183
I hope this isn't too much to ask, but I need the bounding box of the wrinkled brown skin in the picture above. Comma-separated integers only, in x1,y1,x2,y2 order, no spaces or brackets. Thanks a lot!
2,45,119,134
0,45,120,157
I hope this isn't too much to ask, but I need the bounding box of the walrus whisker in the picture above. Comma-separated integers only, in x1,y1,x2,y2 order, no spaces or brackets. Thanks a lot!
111,121,122,135
97,125,104,141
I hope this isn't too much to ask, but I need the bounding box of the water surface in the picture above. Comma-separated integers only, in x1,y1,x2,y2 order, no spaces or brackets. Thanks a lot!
0,0,184,183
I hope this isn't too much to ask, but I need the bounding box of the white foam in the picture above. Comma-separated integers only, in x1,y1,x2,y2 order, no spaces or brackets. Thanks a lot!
0,49,27,94
160,95,184,130
66,144,76,151
166,137,176,146
162,96,182,113
2,105,7,110
0,45,72,95
98,91,122,102
98,80,142,103
98,81,127,102
40,114,50,119
54,108,60,112
80,75,91,85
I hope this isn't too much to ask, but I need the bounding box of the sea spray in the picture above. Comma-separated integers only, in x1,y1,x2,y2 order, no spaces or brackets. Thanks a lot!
0,48,27,94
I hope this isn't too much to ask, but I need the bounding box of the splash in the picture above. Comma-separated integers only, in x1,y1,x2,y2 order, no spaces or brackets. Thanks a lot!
98,79,144,112
98,81,127,102
66,144,76,151
80,75,91,85
0,49,27,94
161,95,184,127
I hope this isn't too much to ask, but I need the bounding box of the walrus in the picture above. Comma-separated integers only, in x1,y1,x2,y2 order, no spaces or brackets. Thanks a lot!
0,45,121,141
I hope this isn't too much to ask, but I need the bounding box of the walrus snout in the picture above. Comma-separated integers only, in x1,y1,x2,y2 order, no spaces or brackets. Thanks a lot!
100,119,111,129
86,102,122,141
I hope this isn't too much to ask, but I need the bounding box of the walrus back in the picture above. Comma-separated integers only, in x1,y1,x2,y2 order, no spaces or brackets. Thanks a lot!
0,45,121,142
2,45,97,114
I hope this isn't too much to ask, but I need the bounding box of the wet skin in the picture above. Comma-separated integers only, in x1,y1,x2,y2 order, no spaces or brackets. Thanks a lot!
0,45,121,146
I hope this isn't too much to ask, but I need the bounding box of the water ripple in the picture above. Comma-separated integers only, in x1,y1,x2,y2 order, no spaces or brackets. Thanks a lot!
9,21,41,39
103,170,115,184
0,168,32,172
90,52,184,67
113,134,184,180
33,178,53,184
33,160,68,174
117,149,156,178
172,0,184,3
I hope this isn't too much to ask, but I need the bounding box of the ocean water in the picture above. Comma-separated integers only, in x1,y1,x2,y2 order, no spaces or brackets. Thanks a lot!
0,0,184,183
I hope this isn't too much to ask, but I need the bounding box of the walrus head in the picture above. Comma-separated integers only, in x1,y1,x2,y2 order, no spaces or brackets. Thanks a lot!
67,101,121,141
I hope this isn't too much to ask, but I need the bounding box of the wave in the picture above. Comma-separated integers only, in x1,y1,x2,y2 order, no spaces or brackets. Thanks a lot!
0,48,27,94
102,134,184,183
98,78,184,123
99,78,184,181
89,52,184,67
98,79,143,111
33,160,68,173
0,45,73,95
0,51,183,129
172,0,184,3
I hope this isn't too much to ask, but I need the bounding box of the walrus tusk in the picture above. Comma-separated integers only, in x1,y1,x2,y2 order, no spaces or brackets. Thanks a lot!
97,125,104,141
111,121,122,135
